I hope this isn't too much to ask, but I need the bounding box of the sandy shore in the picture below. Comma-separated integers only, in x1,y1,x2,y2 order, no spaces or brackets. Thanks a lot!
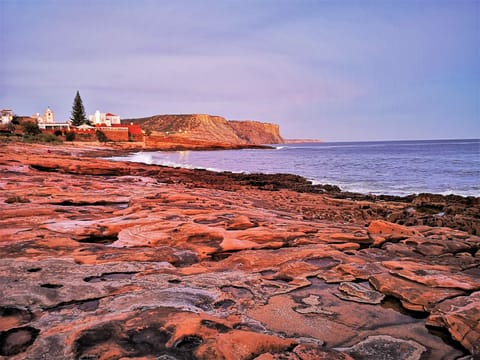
0,141,479,359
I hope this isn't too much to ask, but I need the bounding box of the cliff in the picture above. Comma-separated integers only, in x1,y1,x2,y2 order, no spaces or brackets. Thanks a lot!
229,120,283,144
124,114,284,145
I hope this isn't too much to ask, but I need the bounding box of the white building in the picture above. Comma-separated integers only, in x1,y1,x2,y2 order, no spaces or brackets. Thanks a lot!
88,110,121,126
35,107,70,131
35,107,55,126
43,107,54,123
1,109,14,124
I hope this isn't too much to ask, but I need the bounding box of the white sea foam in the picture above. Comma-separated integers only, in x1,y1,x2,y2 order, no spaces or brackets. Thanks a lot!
108,140,479,197
110,152,154,165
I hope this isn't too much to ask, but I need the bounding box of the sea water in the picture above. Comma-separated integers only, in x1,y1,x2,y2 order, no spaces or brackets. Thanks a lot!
110,139,480,197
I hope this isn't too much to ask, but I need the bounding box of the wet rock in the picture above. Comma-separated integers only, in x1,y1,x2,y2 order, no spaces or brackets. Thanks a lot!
334,335,426,360
0,142,479,359
0,326,39,356
294,295,335,316
335,281,385,304
227,214,257,230
383,260,480,291
0,306,33,331
292,344,354,360
368,219,421,246
427,291,480,357
369,273,465,311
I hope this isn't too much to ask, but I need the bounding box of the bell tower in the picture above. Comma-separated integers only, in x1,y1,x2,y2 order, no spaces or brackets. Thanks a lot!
43,107,55,124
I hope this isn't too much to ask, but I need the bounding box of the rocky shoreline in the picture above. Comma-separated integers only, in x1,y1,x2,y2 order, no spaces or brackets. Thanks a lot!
0,142,479,359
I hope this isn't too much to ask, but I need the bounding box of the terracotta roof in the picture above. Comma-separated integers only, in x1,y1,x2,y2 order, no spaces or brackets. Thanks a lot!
105,113,117,117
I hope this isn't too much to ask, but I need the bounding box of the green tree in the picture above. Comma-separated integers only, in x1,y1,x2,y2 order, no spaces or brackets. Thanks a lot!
96,130,108,143
22,122,41,135
70,91,88,126
65,132,76,141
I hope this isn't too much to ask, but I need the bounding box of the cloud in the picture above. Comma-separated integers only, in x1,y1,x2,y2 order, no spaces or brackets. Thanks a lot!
1,0,478,140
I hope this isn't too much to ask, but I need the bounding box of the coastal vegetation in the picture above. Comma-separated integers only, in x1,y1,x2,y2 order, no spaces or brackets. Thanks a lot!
70,91,88,127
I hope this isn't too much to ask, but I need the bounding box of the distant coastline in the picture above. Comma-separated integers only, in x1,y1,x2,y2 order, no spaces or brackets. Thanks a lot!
284,139,323,144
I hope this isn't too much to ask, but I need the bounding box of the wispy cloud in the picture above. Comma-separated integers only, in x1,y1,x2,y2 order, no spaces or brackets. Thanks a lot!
1,0,478,140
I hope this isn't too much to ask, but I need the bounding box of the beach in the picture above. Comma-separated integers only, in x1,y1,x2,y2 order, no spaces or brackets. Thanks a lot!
0,141,479,359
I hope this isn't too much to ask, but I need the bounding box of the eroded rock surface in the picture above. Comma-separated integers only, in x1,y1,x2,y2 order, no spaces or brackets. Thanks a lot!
0,142,479,359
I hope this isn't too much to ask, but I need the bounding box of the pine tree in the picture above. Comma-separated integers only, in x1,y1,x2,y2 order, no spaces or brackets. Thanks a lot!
70,91,88,126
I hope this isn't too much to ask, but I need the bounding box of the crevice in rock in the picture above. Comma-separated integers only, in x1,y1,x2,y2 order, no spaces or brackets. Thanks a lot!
200,320,231,333
426,325,470,356
40,283,63,289
304,256,341,269
174,335,203,351
168,278,182,284
26,267,42,273
453,246,479,257
0,307,34,327
260,270,276,277
213,299,235,309
170,252,199,267
30,164,59,172
77,234,118,245
0,326,39,356
44,297,104,312
83,271,138,283
380,296,429,319
75,321,201,359
194,218,224,225
210,252,233,261
221,285,254,300
55,200,129,207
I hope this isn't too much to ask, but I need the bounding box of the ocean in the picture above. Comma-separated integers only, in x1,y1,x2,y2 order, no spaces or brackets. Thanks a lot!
110,139,480,197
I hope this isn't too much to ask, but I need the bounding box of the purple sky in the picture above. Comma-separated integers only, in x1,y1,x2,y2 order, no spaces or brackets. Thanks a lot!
1,0,479,141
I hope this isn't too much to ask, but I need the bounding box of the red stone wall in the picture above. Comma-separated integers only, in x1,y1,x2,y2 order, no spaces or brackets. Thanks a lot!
100,128,129,142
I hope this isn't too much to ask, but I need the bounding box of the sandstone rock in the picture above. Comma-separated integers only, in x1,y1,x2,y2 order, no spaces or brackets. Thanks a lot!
383,260,480,291
368,219,421,247
335,281,385,304
369,273,465,311
427,292,480,357
125,114,284,145
0,142,478,359
292,344,354,360
229,120,284,144
334,335,427,360
226,215,257,230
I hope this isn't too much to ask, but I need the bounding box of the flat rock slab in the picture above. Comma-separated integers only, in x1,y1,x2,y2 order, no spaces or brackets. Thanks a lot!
335,281,385,304
427,291,480,357
0,142,478,359
335,335,427,360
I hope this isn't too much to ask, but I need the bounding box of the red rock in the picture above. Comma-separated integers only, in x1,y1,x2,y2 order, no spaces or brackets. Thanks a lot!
334,335,426,360
0,142,478,359
368,220,421,247
335,282,385,304
369,273,465,311
382,260,480,291
427,291,480,357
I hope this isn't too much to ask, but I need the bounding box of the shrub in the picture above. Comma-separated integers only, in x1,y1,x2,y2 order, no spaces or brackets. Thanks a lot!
54,130,63,137
65,132,76,141
38,133,61,143
96,130,108,143
22,122,41,135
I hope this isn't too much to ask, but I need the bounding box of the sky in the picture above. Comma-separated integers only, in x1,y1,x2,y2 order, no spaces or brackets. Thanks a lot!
0,0,479,141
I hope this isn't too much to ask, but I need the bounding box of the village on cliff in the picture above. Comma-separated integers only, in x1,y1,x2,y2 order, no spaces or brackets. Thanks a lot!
0,95,286,148
0,104,143,143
